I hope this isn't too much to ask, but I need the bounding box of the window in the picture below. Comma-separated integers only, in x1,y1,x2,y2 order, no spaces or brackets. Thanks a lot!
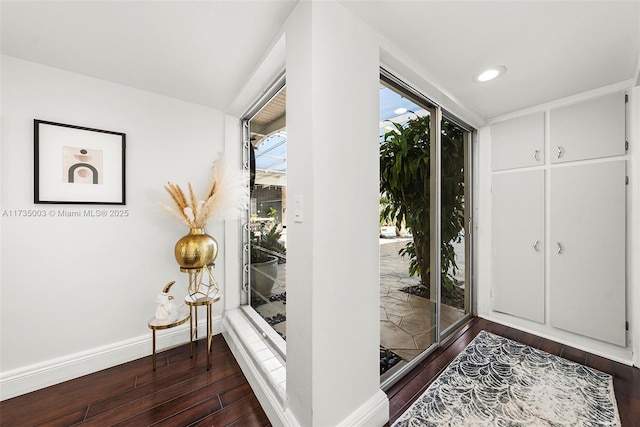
242,82,288,344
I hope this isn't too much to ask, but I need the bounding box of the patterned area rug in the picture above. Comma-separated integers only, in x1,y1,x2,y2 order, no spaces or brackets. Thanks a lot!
393,331,621,426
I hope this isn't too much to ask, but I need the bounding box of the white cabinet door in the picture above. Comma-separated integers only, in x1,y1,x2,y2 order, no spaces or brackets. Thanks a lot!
491,170,545,323
491,111,545,171
550,160,626,346
550,92,626,164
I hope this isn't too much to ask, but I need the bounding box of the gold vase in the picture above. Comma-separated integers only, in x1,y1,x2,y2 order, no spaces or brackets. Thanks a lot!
174,228,218,268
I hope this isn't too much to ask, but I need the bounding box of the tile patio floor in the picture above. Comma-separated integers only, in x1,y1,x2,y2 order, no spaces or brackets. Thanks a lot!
379,238,467,375
253,238,467,371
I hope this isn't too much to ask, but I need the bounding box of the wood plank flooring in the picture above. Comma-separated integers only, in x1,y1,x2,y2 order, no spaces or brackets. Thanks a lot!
0,335,270,427
386,317,640,426
2,317,638,426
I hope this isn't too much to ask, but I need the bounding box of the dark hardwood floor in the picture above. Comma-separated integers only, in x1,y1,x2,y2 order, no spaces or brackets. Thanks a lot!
0,335,270,426
2,318,638,426
386,317,640,426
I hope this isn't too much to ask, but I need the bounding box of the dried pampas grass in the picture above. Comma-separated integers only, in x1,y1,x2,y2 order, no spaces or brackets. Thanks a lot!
161,157,248,228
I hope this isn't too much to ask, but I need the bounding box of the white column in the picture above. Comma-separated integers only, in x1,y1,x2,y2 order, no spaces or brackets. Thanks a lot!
286,1,388,425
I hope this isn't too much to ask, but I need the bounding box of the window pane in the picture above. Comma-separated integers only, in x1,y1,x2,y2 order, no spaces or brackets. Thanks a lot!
440,117,471,338
379,84,436,380
248,87,287,340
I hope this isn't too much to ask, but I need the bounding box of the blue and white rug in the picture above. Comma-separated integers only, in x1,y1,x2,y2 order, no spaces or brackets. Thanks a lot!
392,331,621,426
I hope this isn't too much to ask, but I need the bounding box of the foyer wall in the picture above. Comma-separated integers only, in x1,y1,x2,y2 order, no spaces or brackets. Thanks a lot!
0,55,227,398
285,2,387,426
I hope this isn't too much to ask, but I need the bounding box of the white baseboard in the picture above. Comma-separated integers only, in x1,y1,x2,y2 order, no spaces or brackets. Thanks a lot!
0,317,223,401
336,389,389,427
478,312,633,365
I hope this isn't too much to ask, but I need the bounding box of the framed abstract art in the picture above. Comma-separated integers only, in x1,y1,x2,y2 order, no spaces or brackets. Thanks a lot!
34,120,126,204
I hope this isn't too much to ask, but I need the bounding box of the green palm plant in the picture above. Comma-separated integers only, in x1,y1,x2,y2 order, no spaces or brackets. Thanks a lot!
380,113,465,295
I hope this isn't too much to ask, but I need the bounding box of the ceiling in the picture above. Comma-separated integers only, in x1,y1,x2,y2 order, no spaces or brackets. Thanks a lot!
0,0,298,111
342,0,640,119
2,1,639,121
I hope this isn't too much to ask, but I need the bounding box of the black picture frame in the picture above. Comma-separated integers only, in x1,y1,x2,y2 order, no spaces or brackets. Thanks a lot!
34,120,126,204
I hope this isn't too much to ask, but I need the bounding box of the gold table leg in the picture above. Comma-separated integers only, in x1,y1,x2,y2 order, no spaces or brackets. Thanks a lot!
195,305,198,340
189,306,194,358
152,329,157,371
207,302,212,370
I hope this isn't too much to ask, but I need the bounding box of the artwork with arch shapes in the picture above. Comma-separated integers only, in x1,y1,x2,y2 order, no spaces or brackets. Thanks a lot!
63,146,104,184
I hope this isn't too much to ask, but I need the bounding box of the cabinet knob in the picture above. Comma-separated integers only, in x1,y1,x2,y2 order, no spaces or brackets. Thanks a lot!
557,242,564,254
533,240,540,251
556,146,565,158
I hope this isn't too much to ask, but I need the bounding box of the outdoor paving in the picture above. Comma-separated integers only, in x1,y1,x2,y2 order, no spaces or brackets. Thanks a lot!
253,238,466,368
379,238,466,367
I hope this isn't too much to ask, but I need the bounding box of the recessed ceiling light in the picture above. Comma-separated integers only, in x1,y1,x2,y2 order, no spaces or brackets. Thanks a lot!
394,107,408,115
474,66,506,82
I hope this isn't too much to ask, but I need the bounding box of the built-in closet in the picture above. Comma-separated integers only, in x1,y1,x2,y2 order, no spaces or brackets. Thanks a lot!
490,91,627,346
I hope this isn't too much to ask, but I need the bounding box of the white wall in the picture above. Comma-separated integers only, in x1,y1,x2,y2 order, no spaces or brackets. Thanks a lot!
0,55,229,399
476,84,638,365
285,2,387,426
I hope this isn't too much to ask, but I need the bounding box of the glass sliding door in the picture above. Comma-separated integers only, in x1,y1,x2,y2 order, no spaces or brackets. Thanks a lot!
439,117,472,340
379,72,473,386
379,81,439,381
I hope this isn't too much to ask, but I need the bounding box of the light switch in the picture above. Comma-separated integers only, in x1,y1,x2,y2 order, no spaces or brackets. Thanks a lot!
294,195,303,223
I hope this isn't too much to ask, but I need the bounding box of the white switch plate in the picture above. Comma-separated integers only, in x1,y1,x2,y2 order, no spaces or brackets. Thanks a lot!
294,195,303,223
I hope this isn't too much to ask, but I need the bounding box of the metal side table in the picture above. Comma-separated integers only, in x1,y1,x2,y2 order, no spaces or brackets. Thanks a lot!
147,304,190,371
